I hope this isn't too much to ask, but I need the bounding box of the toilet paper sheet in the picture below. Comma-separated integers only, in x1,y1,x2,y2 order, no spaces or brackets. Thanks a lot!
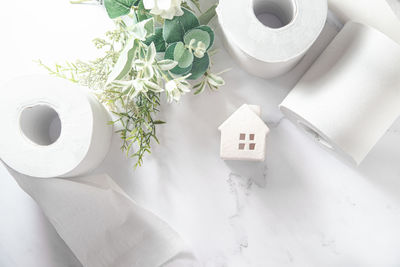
280,22,400,164
7,169,188,267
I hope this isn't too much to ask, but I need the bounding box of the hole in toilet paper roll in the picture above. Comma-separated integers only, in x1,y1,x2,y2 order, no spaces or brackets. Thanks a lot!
19,105,62,146
298,121,334,150
253,0,296,29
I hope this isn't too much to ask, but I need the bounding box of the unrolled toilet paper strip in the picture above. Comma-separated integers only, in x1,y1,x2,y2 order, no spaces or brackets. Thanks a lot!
329,0,400,44
0,75,112,178
6,167,190,267
280,22,400,165
216,0,327,79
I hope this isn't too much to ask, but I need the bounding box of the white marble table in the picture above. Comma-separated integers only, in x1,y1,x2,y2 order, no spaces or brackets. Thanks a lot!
2,1,400,267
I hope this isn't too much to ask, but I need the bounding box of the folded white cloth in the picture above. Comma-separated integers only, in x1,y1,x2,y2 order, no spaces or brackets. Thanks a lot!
6,166,190,267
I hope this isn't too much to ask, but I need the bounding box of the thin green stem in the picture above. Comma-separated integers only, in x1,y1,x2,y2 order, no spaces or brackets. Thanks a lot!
198,4,217,25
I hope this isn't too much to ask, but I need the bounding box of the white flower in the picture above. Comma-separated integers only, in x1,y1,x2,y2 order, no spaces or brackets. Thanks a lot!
111,78,163,100
165,78,190,103
134,43,157,79
143,0,184,20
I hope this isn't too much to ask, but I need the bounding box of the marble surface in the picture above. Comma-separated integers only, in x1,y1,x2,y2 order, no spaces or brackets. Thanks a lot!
2,1,400,267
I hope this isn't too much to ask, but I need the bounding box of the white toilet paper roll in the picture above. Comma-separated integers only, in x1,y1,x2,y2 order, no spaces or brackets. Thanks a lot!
216,0,327,79
329,0,400,44
0,75,193,267
0,75,112,178
280,22,400,165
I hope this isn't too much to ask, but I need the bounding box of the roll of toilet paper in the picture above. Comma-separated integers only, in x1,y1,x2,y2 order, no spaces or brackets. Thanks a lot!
280,22,400,165
0,75,194,267
0,75,112,178
216,0,327,79
329,0,400,44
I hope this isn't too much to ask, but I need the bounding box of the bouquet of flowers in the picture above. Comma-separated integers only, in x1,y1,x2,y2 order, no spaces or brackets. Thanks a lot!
40,0,225,167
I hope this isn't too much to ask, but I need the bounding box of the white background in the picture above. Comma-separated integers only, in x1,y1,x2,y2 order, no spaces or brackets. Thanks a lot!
2,1,400,267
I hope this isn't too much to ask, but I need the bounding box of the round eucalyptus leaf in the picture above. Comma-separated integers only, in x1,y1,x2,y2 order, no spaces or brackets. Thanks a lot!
165,43,192,75
184,29,211,50
178,49,194,68
194,25,214,50
188,52,210,80
163,8,200,44
173,42,194,69
173,42,185,61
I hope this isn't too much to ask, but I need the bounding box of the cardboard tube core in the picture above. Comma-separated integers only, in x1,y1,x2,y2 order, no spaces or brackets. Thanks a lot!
253,0,296,28
20,104,61,146
298,121,334,150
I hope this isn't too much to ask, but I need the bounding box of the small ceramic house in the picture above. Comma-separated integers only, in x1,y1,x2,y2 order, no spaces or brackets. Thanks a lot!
218,104,269,161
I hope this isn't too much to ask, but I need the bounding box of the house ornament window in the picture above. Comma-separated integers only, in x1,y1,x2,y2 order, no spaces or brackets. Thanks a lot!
238,133,256,150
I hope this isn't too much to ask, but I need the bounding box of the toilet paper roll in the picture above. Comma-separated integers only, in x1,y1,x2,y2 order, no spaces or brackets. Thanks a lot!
0,75,112,178
0,75,193,267
280,22,400,165
329,0,400,44
216,0,327,79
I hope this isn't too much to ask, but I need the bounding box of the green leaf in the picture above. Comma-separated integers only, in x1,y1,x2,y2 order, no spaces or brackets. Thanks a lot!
184,29,211,50
107,37,138,83
173,42,194,69
128,18,154,40
194,81,206,95
163,8,200,44
188,52,210,80
178,50,194,68
144,80,163,92
146,43,156,62
208,73,225,87
136,0,151,21
194,25,214,50
198,3,217,25
144,28,166,52
104,0,136,19
165,43,192,75
158,59,178,71
173,42,185,61
143,65,154,79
